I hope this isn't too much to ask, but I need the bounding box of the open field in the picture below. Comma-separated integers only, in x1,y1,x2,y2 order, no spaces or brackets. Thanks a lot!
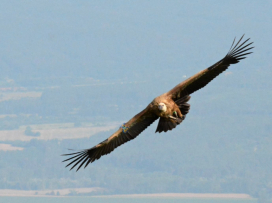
0,188,104,196
0,189,254,199
0,122,119,141
0,91,42,102
0,197,258,203
104,193,253,199
0,143,24,151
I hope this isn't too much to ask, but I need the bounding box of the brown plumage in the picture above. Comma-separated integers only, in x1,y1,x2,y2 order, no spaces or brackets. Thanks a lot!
63,35,254,171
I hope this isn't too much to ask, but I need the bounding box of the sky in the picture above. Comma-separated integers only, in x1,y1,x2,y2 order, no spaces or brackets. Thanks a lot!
0,0,271,82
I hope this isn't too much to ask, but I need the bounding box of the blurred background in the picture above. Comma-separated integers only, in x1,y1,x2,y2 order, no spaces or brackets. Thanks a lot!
0,0,271,202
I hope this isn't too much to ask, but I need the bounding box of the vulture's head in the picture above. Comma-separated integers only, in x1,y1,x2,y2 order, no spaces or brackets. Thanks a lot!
158,103,167,112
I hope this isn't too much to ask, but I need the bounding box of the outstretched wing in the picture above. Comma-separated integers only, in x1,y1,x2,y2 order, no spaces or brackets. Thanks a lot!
63,106,158,171
166,35,254,101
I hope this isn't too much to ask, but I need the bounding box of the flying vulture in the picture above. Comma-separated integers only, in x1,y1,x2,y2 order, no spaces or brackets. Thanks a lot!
63,35,254,171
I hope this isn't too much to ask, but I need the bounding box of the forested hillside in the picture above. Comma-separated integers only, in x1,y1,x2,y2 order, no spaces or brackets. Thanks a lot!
0,76,271,201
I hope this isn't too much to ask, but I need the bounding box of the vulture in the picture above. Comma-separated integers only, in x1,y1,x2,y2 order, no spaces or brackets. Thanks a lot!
63,35,253,171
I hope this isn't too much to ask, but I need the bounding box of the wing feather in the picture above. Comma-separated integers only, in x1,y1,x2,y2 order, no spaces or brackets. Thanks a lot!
63,107,158,171
166,35,254,100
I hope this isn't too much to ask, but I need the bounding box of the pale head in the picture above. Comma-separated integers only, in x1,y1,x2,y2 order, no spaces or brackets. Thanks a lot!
158,103,167,112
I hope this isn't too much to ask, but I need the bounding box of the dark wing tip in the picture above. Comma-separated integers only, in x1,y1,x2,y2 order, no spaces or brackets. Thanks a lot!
225,35,254,64
62,147,100,171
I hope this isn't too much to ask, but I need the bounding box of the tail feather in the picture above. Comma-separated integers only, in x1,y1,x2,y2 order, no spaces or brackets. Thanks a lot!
156,94,190,133
175,95,191,115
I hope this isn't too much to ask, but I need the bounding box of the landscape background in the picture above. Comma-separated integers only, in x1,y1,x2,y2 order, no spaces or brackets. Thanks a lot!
0,1,271,202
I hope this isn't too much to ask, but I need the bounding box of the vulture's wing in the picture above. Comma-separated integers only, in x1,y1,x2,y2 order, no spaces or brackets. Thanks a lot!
166,35,254,101
63,106,158,171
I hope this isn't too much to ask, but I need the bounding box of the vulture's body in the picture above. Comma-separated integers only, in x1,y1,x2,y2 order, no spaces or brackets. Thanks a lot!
63,35,254,171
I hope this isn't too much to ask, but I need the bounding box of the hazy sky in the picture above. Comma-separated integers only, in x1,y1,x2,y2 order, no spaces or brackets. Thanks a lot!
0,0,271,82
